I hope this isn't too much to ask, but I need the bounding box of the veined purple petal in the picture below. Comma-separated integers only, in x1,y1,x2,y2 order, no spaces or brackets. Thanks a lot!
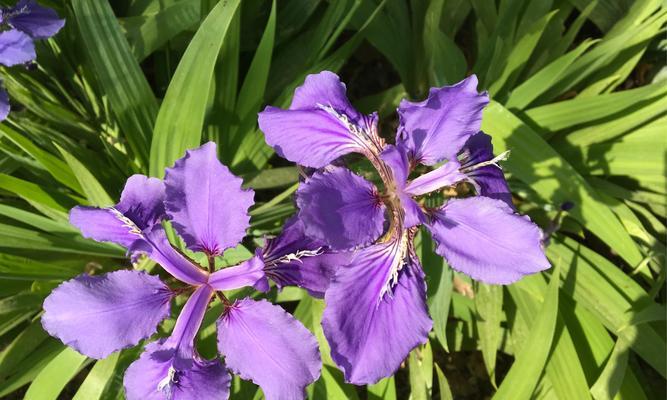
405,161,466,196
262,217,348,297
8,0,65,39
399,192,425,229
124,348,230,400
0,29,35,66
41,270,172,359
0,83,9,121
460,132,513,207
162,284,213,367
258,71,379,168
397,75,489,165
217,298,321,400
164,142,254,256
426,197,550,284
116,175,167,230
124,285,230,400
380,145,410,188
69,174,166,249
208,254,265,291
297,167,386,250
322,237,432,384
70,206,139,248
141,226,209,285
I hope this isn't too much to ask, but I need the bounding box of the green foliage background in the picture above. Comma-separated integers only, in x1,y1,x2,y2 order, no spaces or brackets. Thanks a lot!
0,0,664,398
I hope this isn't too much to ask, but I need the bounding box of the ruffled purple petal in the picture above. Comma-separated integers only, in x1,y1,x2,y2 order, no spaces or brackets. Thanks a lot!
322,239,432,384
41,270,172,359
426,197,550,284
261,217,349,297
116,175,167,230
69,174,166,249
297,166,386,250
217,298,321,400
124,285,225,400
460,132,513,207
397,75,488,165
404,161,466,196
124,348,230,400
8,0,65,39
70,206,139,248
165,142,254,256
208,254,265,291
258,71,376,168
0,83,10,121
0,29,35,66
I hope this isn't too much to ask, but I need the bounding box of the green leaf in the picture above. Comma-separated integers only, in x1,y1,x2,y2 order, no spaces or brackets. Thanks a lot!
23,347,87,400
475,283,503,385
488,10,558,97
409,341,433,400
228,0,277,167
493,262,560,400
590,338,631,400
434,363,453,400
506,39,597,110
0,340,63,397
149,0,242,177
420,230,452,351
0,125,81,194
56,144,113,207
368,376,397,400
550,237,666,377
0,173,70,218
121,0,200,61
72,0,158,167
72,352,120,400
0,318,48,379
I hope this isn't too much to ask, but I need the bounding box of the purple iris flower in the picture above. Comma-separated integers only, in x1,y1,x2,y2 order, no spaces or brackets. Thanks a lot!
42,143,322,400
0,0,64,120
258,72,550,384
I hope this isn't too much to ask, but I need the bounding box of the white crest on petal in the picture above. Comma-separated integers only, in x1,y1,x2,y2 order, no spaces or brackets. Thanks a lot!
157,365,178,399
109,207,143,236
377,231,410,303
265,247,324,269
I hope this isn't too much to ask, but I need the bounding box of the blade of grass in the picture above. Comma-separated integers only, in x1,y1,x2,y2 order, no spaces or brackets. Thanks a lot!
149,0,241,177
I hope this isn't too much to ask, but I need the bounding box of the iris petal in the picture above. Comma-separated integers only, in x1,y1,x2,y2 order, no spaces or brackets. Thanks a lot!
69,174,166,249
404,161,466,196
322,239,432,384
460,132,513,207
165,142,254,256
124,347,230,400
124,285,228,400
0,29,34,66
263,217,349,297
0,83,9,121
258,71,377,168
217,298,321,400
297,166,385,250
426,197,550,284
397,75,488,165
208,255,265,291
41,270,172,359
8,0,65,39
